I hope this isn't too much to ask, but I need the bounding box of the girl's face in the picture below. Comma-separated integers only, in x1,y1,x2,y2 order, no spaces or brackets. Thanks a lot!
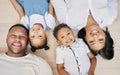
85,24,106,51
29,24,46,47
57,27,75,46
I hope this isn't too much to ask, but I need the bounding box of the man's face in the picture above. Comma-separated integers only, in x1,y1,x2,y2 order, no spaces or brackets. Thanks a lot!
6,26,28,57
57,27,75,46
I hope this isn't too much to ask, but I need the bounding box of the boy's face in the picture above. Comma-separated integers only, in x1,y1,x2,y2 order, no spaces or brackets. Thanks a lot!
29,24,46,47
85,24,105,51
57,27,75,46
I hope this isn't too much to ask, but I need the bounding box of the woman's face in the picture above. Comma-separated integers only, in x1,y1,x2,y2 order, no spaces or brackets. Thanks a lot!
29,24,46,47
85,24,106,51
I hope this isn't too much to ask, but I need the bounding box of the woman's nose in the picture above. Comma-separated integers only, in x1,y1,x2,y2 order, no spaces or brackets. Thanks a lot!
91,30,98,35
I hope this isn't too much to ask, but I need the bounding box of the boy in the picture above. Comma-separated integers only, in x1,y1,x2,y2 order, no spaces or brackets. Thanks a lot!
53,23,96,75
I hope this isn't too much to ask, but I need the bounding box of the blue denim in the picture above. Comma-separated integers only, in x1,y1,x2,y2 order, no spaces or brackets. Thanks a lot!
17,0,48,16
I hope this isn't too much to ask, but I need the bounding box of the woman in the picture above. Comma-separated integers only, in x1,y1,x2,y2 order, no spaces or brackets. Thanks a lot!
51,0,118,59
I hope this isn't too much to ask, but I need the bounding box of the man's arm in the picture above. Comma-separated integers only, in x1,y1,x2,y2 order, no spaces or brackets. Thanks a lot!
57,64,69,75
87,52,97,75
10,0,24,19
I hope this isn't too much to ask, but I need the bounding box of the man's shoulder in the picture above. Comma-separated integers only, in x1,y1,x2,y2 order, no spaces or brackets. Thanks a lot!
28,53,48,64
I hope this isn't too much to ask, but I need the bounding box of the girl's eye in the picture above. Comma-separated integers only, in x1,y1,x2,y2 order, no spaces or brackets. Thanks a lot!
38,28,40,30
31,36,35,38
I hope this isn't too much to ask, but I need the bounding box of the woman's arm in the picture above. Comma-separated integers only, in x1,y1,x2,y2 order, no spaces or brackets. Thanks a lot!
87,52,97,75
10,0,25,19
57,64,70,75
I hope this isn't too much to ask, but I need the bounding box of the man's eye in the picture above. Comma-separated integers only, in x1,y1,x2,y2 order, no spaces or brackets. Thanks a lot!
20,36,25,39
38,35,42,38
67,32,70,35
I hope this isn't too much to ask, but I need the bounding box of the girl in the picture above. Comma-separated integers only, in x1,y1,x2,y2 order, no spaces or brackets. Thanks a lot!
10,0,56,52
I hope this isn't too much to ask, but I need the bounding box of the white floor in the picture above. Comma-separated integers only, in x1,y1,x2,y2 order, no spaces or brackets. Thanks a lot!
0,0,120,75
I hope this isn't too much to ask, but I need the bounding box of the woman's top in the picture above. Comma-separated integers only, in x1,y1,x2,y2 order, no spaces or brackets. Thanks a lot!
51,0,117,30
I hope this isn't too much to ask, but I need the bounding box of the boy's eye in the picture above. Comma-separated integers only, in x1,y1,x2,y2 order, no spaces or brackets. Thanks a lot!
67,32,70,35
61,36,64,39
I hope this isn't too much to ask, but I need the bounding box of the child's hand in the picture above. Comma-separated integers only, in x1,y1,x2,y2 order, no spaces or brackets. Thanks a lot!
88,71,94,75
60,71,70,75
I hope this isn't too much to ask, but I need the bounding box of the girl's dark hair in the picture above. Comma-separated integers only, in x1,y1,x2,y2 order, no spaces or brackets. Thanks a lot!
53,23,71,39
30,38,49,52
78,27,114,60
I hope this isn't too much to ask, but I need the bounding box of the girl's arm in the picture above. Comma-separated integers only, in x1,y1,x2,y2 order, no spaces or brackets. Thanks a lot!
48,2,54,16
57,64,70,75
87,52,97,75
10,0,25,19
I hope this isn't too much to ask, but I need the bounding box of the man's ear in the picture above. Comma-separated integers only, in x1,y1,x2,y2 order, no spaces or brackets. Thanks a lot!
6,34,8,44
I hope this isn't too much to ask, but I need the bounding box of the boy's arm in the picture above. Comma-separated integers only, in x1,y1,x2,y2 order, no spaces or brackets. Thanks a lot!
87,52,97,75
57,64,70,75
10,0,24,19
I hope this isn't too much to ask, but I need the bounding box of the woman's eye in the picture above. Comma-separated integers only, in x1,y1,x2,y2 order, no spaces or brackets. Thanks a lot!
89,40,94,45
11,35,15,37
99,39,104,42
32,29,35,31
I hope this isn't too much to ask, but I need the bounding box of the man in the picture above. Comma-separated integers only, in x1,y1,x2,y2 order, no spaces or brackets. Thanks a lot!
0,24,53,75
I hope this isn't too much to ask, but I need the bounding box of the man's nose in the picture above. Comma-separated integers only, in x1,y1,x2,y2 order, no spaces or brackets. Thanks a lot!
15,36,21,42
